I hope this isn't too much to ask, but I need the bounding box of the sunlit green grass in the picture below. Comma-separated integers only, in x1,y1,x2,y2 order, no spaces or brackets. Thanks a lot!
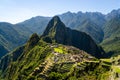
112,66,120,73
54,46,67,54
54,48,64,54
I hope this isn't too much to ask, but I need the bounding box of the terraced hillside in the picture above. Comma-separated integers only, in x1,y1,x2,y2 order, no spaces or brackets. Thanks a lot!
0,16,119,80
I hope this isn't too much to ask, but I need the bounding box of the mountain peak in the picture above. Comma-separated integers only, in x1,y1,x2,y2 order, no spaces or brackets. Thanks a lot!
41,16,104,58
52,16,61,21
42,16,65,37
27,33,40,47
50,16,62,25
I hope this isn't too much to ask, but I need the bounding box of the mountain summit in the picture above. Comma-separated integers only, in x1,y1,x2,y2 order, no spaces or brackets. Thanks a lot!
42,16,104,58
42,16,65,37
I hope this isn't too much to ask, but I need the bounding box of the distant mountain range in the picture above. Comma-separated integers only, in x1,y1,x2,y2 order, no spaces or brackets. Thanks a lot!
0,8,120,58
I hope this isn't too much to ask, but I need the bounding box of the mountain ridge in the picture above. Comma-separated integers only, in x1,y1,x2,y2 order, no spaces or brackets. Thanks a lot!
0,16,109,80
0,16,119,80
0,8,120,58
41,16,104,58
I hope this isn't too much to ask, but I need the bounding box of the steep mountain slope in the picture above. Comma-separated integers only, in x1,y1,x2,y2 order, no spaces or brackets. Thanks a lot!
104,17,120,39
0,44,8,59
0,40,115,80
59,11,105,29
0,33,39,72
77,19,104,43
0,11,105,58
100,9,120,56
0,39,97,80
0,22,31,50
17,12,105,43
13,24,33,38
106,9,120,20
0,16,49,58
0,22,33,58
59,12,105,43
0,16,110,80
101,16,120,56
0,9,120,59
42,16,104,58
17,16,50,34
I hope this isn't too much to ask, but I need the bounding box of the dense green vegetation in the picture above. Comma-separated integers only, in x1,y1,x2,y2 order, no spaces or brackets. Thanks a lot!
0,22,31,51
0,39,112,80
0,44,8,59
101,13,120,56
0,22,32,58
0,9,120,80
101,37,120,57
0,16,109,80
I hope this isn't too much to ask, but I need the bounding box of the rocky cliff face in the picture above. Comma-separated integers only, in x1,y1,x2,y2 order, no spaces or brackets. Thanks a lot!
42,16,104,58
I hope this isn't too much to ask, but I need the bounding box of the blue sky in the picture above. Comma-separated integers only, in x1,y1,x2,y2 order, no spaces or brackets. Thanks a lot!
0,0,120,23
